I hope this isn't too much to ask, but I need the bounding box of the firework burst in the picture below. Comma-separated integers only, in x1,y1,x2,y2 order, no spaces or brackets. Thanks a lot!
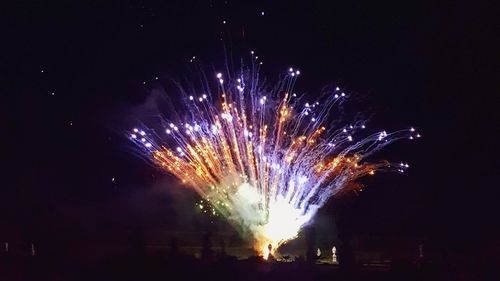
130,60,419,258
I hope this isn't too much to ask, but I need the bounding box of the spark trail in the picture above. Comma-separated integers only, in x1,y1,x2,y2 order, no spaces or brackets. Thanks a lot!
130,61,420,258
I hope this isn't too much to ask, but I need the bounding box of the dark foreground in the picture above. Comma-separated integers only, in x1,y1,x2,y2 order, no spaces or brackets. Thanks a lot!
1,253,496,281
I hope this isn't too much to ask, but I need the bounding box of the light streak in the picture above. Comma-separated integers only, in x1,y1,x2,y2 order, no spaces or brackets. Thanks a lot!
129,64,419,257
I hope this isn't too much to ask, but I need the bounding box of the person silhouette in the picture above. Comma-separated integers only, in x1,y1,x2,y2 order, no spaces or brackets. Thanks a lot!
201,232,213,262
267,244,275,261
332,246,338,264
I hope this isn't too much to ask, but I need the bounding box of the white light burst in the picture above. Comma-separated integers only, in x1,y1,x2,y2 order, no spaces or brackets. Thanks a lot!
129,63,419,257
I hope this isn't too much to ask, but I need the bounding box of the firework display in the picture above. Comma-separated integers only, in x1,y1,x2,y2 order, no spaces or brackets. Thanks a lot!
130,61,420,258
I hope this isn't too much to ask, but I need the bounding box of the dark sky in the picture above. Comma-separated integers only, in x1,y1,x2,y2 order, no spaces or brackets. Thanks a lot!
3,0,497,256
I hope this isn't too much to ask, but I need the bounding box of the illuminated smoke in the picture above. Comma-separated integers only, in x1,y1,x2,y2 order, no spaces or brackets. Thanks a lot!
129,59,419,257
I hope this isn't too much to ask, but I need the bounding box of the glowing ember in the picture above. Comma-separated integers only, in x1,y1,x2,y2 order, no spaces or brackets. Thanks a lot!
129,62,419,256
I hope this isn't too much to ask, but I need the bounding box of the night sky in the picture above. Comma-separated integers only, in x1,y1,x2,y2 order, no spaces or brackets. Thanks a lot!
3,0,497,258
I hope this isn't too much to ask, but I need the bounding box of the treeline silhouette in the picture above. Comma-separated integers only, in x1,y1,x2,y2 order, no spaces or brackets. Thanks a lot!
1,230,492,281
